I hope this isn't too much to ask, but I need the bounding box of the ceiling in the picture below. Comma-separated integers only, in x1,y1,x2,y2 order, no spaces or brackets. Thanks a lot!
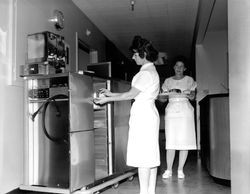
72,0,227,63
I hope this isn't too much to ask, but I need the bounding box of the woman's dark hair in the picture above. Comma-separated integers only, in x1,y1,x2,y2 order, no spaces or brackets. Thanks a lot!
173,55,188,68
129,35,158,62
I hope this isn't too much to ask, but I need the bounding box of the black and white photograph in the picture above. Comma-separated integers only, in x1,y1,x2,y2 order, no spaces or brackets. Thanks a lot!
0,0,248,194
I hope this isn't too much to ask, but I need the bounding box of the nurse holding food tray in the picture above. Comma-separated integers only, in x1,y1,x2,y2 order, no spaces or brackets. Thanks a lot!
159,56,197,180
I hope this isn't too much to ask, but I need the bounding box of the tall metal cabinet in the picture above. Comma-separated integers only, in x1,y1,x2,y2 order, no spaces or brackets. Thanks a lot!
20,73,95,193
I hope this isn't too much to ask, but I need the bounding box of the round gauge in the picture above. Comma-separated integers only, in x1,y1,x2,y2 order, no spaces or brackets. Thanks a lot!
54,10,64,30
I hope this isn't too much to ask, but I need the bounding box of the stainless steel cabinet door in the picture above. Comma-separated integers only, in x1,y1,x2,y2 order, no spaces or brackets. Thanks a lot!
69,73,94,132
70,130,95,192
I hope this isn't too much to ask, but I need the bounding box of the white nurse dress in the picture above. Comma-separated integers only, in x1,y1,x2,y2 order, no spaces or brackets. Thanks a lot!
126,63,160,168
162,76,197,150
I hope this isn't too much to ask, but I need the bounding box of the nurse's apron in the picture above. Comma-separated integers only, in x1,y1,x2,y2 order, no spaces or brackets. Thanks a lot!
164,97,197,150
126,99,160,168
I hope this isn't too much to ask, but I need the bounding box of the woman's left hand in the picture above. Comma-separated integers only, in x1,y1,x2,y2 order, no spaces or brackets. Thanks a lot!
186,91,195,100
98,88,112,97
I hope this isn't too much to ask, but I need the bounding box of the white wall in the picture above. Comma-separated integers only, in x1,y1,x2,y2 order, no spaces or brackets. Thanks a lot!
228,0,250,193
196,30,228,96
0,1,24,193
0,0,108,193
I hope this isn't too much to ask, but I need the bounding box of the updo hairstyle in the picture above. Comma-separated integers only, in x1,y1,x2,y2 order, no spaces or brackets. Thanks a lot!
129,35,158,62
173,55,188,68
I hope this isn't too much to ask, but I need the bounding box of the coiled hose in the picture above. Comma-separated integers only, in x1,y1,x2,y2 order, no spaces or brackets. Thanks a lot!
31,94,69,144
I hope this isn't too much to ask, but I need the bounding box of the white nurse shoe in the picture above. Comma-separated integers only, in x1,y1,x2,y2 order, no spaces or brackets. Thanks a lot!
162,170,172,179
177,170,185,179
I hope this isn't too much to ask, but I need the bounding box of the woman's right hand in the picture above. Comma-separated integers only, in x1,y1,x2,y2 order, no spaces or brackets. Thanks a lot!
93,96,108,105
157,93,169,102
98,88,112,97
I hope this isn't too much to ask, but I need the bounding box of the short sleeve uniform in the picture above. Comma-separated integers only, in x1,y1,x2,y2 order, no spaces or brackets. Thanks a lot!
162,76,197,150
126,63,160,168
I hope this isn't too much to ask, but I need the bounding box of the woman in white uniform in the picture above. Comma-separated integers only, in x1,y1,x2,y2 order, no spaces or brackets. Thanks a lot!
160,56,197,179
94,36,160,194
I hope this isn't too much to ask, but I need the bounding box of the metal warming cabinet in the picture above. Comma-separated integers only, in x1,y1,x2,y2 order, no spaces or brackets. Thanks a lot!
20,72,136,194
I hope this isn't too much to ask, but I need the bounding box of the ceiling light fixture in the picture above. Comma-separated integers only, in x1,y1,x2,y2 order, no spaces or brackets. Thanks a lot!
131,0,135,11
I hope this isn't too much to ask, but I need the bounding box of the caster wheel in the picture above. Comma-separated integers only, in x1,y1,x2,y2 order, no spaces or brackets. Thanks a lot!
112,183,119,189
128,176,134,181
